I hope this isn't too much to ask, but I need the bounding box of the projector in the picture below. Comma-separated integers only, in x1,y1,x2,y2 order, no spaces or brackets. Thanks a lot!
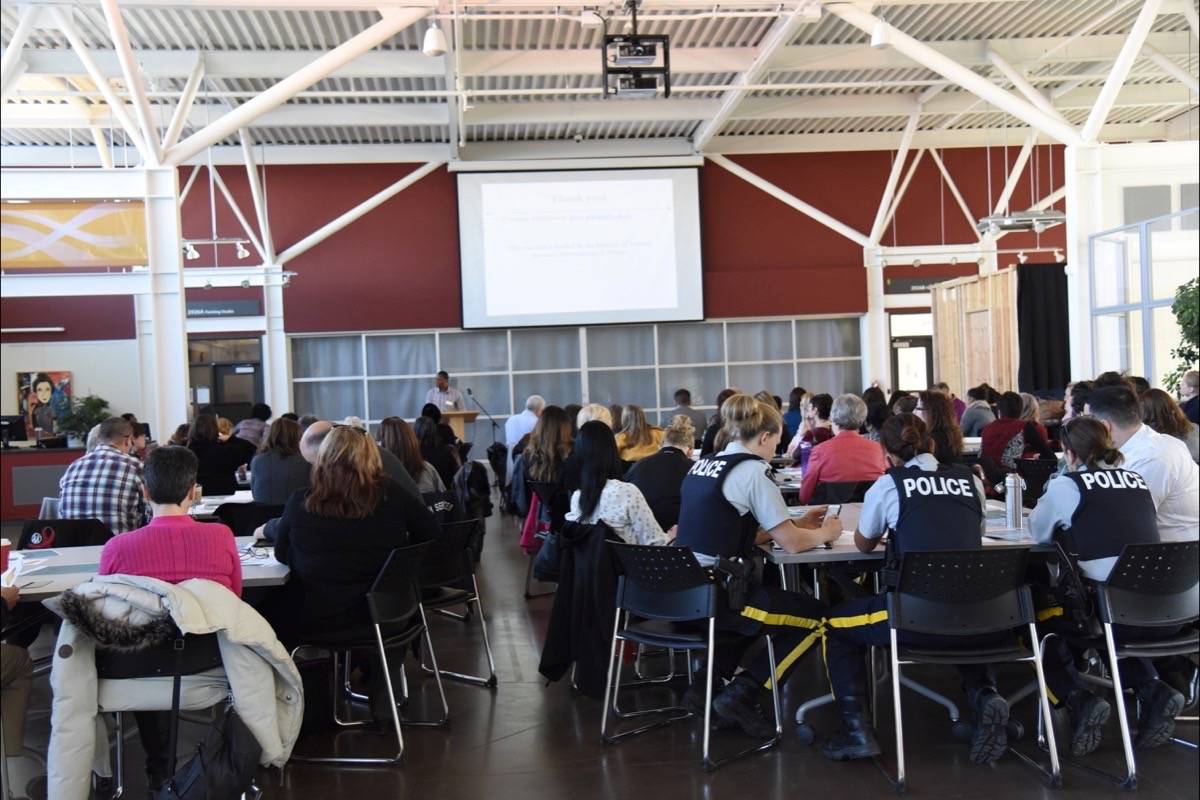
975,209,1066,235
614,41,658,66
609,74,660,98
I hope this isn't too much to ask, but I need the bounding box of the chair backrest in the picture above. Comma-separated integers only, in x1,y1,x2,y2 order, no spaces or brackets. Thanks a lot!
527,479,557,507
18,517,113,549
367,541,431,629
38,497,60,520
889,548,1033,635
609,543,716,622
1095,541,1200,627
1015,458,1059,503
215,502,285,539
420,518,483,589
811,480,872,504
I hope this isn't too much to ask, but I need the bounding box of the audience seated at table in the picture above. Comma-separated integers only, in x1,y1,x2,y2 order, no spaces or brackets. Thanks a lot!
798,394,887,504
624,414,695,530
959,384,997,437
699,387,739,457
932,381,967,420
505,394,545,476
187,413,256,496
420,403,461,450
979,392,1056,475
414,415,461,490
380,416,444,494
523,405,574,529
216,416,234,441
887,390,915,415
782,386,807,441
565,421,670,546
250,417,310,504
1085,386,1200,541
615,404,663,463
1019,393,1051,441
1140,388,1200,463
860,386,888,442
575,402,612,430
1180,370,1200,424
785,392,833,464
1063,379,1093,421
1,585,32,769
232,402,272,449
262,425,438,648
664,388,709,433
917,389,965,465
96,444,243,790
168,423,189,446
120,413,148,458
58,416,147,534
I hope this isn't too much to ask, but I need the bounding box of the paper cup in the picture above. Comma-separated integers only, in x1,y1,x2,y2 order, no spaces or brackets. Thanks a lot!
193,484,203,503
0,539,10,573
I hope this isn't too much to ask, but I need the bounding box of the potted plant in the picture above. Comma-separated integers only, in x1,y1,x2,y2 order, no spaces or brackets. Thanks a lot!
56,394,112,446
1164,277,1199,393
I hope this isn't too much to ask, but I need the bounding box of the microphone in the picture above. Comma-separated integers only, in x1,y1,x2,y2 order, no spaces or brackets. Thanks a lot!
466,387,473,396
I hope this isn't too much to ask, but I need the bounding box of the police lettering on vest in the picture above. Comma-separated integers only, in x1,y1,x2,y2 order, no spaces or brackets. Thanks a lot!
899,474,975,499
1061,468,1157,562
887,463,982,554
677,452,764,558
688,458,729,479
1077,469,1148,492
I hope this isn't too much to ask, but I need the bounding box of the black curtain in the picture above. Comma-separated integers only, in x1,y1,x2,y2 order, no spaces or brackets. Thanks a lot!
1017,262,1070,395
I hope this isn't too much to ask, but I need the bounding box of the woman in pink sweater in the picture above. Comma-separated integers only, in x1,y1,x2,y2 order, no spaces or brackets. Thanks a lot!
97,443,243,790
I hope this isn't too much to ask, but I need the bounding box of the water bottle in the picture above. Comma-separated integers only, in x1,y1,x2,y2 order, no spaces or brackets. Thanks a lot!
1004,473,1023,529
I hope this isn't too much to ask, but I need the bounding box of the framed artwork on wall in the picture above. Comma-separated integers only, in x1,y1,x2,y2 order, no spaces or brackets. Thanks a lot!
17,370,71,436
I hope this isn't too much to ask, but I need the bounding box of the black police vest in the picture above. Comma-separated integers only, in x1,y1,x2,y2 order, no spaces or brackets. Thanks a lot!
1061,468,1158,561
887,464,983,555
676,452,765,558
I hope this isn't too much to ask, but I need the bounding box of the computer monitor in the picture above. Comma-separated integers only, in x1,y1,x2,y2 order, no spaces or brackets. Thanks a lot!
0,415,28,444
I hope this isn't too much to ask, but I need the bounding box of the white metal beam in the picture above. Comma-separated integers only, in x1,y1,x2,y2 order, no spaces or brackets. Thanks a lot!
100,0,162,165
986,47,1072,126
869,108,922,245
0,272,151,298
162,56,205,152
693,2,821,152
1142,44,1200,94
993,132,1038,215
0,6,40,102
208,167,267,261
277,161,443,265
707,153,870,247
89,126,113,169
1033,185,1067,211
164,7,429,166
824,3,1082,146
1082,0,1165,143
179,164,202,205
239,132,275,262
878,149,927,241
928,148,982,241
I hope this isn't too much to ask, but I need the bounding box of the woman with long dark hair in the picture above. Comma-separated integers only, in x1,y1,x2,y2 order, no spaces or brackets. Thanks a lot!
250,417,310,504
565,421,668,546
1140,388,1199,462
916,389,964,464
379,416,444,493
187,413,255,495
413,415,460,489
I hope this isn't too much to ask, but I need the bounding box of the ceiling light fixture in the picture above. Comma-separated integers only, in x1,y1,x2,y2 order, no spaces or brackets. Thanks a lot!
184,243,200,260
1054,249,1064,262
1017,251,1029,264
235,242,249,259
911,258,921,268
422,21,447,57
870,20,892,49
976,209,1065,236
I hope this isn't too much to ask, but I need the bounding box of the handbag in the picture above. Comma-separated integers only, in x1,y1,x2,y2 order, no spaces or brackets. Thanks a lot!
152,639,263,800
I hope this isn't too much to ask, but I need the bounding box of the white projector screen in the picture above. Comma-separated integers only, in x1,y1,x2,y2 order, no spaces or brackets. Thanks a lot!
457,168,703,328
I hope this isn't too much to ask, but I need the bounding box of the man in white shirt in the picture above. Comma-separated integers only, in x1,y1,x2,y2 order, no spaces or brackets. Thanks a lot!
425,371,464,411
1086,385,1200,541
504,394,545,477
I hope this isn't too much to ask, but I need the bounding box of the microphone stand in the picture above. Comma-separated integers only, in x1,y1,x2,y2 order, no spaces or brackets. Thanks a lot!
467,389,502,440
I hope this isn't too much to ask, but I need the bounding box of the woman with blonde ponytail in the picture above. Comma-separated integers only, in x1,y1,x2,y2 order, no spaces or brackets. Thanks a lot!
674,394,841,739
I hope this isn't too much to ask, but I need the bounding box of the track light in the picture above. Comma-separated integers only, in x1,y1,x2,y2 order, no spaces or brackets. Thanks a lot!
240,279,251,288
1032,221,1046,234
1054,249,1064,262
1017,251,1028,264
911,258,921,268
203,280,213,290
950,257,958,266
870,20,892,49
235,242,249,260
184,243,199,260
422,21,447,57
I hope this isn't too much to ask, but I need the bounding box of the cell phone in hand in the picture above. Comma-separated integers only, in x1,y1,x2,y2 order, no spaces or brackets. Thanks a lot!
825,504,842,519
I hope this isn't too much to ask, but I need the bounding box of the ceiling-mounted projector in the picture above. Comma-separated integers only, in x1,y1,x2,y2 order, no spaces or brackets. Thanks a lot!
602,0,671,99
976,209,1066,235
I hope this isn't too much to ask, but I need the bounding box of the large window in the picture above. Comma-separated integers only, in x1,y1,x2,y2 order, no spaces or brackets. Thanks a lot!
290,317,863,445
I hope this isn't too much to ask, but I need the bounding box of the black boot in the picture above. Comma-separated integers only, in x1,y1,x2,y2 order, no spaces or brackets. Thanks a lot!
1134,679,1184,748
1065,689,1110,757
682,672,736,729
712,674,776,738
821,696,882,760
967,687,1009,764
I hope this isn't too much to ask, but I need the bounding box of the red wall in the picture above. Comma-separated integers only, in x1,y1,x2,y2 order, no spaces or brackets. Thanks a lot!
3,145,1068,338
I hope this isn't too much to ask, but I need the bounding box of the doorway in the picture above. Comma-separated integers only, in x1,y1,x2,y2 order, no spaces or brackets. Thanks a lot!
889,312,935,393
188,338,263,421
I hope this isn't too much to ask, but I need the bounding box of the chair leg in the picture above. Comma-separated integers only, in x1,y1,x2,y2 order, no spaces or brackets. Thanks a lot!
767,635,783,738
891,627,907,793
373,624,406,764
1027,623,1063,787
1103,622,1138,790
702,620,716,770
400,607,450,727
473,578,499,688
113,712,125,799
524,555,554,599
600,612,623,743
420,592,499,687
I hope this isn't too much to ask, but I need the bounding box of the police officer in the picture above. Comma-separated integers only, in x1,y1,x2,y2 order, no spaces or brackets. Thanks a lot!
821,413,1008,765
1030,415,1183,755
675,394,842,737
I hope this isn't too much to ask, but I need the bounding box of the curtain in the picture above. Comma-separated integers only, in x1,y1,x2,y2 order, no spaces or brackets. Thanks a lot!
1017,263,1070,394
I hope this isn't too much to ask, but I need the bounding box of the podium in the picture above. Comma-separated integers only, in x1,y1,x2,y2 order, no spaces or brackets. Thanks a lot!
441,410,478,441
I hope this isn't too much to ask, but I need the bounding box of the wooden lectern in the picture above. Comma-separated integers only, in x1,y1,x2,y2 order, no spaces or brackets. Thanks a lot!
441,410,478,441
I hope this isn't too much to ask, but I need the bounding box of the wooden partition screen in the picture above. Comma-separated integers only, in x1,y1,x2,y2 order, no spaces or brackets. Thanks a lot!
932,269,1019,397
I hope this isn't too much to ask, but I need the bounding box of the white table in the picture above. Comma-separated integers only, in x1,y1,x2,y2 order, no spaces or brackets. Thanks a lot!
188,490,256,518
12,535,289,602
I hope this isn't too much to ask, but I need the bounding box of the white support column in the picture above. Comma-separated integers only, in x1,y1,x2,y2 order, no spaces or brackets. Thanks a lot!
162,56,206,152
864,263,891,392
870,109,922,244
1178,0,1200,39
239,132,275,260
0,6,40,102
1081,0,1164,143
164,7,428,166
262,264,291,416
277,160,444,264
1064,144,1102,380
179,164,202,205
100,0,162,165
90,126,113,169
986,47,1072,126
825,3,1082,146
928,148,982,240
993,132,1037,215
1143,44,1199,94
706,153,871,247
137,167,190,439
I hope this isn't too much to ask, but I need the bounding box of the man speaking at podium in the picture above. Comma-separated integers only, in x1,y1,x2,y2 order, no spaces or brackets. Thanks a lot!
426,370,464,411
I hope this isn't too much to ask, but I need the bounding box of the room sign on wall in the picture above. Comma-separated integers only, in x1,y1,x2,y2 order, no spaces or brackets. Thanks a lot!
185,300,262,318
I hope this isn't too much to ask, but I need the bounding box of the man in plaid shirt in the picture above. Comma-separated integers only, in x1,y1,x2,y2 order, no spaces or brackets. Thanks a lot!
58,417,148,533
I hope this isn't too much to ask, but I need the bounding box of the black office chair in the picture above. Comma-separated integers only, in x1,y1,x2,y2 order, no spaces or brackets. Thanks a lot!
18,517,112,550
884,548,1061,792
289,542,448,767
601,543,782,771
418,519,498,688
1071,542,1200,790
811,480,873,504
1016,458,1060,506
524,479,558,599
215,502,285,539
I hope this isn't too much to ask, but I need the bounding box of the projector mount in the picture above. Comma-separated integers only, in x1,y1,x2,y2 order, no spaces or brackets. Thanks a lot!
602,0,671,99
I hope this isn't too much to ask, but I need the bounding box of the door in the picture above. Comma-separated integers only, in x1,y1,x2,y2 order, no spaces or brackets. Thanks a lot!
212,363,262,422
891,336,934,393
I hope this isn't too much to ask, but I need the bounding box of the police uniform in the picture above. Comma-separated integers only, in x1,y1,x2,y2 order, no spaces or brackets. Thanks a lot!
676,442,826,690
1029,465,1163,706
823,453,994,701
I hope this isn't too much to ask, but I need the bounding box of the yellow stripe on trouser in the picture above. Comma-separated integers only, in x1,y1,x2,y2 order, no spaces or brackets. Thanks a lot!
740,606,823,630
826,609,889,628
1037,606,1064,622
765,627,824,690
